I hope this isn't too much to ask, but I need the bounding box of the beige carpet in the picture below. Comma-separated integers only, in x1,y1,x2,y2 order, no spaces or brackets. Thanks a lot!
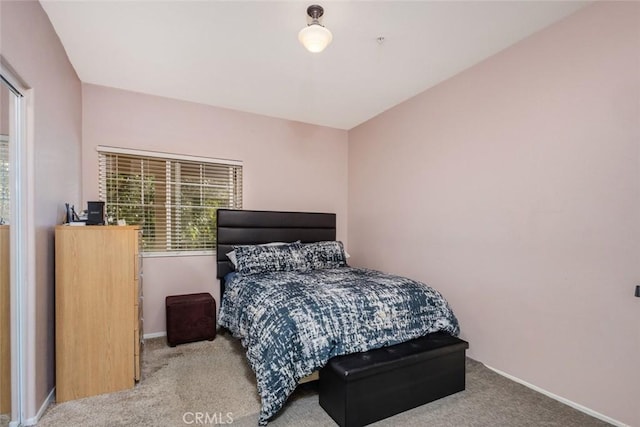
37,333,610,426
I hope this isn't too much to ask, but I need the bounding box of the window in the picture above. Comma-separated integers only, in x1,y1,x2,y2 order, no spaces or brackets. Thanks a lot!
0,135,8,224
98,147,242,253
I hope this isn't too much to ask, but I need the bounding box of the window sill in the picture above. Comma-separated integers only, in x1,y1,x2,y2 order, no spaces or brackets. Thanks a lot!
142,250,215,258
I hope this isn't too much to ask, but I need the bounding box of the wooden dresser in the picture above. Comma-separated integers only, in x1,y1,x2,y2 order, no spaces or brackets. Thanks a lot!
55,225,142,402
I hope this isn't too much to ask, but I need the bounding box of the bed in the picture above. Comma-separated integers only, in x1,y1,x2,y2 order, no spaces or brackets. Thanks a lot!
215,209,464,426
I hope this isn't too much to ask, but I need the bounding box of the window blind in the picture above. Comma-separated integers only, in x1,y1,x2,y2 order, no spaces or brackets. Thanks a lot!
98,148,242,253
0,136,9,225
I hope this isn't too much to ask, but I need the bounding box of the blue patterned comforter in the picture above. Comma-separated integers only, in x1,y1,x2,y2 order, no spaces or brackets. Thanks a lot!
218,267,459,425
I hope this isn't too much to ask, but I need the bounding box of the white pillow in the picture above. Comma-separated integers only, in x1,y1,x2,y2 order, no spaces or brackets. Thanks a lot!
226,251,239,268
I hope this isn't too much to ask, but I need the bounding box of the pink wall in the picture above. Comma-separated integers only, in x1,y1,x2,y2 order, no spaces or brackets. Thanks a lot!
348,2,639,425
81,84,349,335
1,0,82,421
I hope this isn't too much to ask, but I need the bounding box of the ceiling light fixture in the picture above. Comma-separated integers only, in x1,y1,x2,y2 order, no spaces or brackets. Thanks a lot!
298,4,333,53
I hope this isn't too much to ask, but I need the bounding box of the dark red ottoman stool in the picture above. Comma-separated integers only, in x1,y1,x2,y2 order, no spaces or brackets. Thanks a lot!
165,293,216,347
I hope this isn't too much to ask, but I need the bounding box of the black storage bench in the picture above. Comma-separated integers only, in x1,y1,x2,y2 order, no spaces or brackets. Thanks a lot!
165,293,216,347
319,332,469,427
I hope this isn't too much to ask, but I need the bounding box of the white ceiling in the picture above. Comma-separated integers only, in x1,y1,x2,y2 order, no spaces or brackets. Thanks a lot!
40,1,589,130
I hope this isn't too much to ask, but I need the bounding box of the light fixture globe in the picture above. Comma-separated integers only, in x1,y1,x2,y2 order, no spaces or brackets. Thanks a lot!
299,4,332,53
298,24,333,53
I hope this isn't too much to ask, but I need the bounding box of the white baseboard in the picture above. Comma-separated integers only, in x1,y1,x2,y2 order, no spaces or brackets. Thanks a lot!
143,331,166,339
484,364,628,427
22,386,55,426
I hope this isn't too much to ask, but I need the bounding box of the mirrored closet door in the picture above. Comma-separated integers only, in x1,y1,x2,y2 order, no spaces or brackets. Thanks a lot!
0,77,12,427
0,66,24,427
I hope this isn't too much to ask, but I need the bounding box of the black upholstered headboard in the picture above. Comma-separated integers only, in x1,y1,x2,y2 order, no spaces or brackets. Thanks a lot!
216,209,336,284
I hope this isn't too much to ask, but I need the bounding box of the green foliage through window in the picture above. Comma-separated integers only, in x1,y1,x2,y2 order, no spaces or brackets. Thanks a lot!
99,150,242,252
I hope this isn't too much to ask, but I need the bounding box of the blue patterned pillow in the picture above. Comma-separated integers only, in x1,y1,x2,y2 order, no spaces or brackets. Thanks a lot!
226,241,299,268
302,241,348,270
233,242,309,275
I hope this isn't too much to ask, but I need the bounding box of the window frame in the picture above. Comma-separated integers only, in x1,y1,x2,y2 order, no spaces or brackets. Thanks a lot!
97,146,242,257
